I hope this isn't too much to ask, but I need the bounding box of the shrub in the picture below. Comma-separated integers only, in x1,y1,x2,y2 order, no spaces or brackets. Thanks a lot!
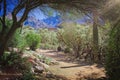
0,51,31,73
20,72,36,80
38,29,58,50
105,25,120,80
8,29,27,52
5,19,27,52
98,23,111,62
57,23,83,58
26,31,41,51
64,47,70,53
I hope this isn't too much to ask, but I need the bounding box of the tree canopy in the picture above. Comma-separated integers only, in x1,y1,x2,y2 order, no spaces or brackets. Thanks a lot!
0,0,115,56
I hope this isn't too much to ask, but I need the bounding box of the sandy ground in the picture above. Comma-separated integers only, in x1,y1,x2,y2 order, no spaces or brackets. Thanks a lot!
36,49,106,80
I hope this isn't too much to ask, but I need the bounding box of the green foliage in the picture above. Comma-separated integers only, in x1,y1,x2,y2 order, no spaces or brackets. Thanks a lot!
26,31,41,51
64,47,70,53
38,29,58,50
0,52,31,73
99,22,111,47
57,22,87,57
0,18,13,33
20,72,36,80
58,22,92,46
37,55,52,65
105,25,120,80
8,30,20,47
8,29,27,52
44,57,52,65
8,27,43,51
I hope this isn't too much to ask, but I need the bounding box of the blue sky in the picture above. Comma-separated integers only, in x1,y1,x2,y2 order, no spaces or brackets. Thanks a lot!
0,0,18,16
0,0,94,28
0,0,58,19
0,0,62,27
29,8,47,20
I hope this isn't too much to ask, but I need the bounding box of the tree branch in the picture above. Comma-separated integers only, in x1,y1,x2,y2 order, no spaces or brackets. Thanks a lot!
0,0,7,35
0,18,3,24
3,0,6,24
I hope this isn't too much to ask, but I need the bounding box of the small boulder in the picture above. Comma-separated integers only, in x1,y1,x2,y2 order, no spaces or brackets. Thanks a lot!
51,60,59,65
46,71,54,78
40,62,49,69
34,66,44,73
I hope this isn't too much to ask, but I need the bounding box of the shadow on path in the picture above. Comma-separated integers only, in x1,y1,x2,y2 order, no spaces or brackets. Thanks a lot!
60,64,88,68
37,49,106,80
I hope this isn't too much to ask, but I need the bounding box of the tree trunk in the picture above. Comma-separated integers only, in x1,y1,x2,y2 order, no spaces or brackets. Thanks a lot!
0,34,6,56
92,11,99,63
74,46,80,58
0,43,6,56
0,25,18,56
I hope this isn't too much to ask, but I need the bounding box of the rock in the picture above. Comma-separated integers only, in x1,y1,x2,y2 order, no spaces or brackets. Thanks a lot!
31,67,35,73
51,60,59,65
35,59,49,69
13,48,18,52
34,66,44,73
26,47,30,50
67,57,71,61
28,57,36,64
40,62,49,69
46,71,54,78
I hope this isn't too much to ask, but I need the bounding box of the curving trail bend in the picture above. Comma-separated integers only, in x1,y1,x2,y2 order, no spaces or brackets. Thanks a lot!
36,49,106,80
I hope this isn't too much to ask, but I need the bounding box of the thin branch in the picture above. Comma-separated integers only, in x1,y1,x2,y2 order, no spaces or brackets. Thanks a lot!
3,0,6,23
18,9,29,24
18,1,30,26
0,18,3,24
12,0,27,16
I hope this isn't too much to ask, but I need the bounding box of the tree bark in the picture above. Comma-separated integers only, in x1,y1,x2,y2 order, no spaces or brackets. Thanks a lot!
0,41,6,56
0,24,19,56
92,10,99,63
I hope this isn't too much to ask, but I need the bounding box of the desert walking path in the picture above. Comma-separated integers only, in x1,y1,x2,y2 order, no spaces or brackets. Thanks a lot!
36,49,106,80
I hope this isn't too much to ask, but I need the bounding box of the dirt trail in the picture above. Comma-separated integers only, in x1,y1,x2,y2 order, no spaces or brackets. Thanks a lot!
36,49,106,80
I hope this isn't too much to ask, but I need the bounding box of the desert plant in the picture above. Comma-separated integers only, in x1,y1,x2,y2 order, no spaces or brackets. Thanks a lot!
26,31,41,51
38,29,58,50
8,29,27,52
105,24,120,80
57,23,91,57
20,72,36,80
98,22,111,62
58,26,81,57
0,51,32,73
